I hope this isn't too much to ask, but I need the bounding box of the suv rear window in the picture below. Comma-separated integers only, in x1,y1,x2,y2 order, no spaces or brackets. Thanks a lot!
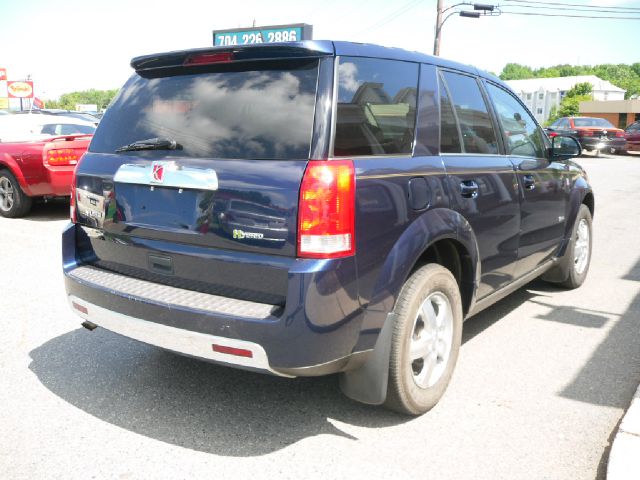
90,60,319,160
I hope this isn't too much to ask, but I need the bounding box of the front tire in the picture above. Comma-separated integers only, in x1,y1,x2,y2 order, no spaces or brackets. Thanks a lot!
385,264,463,415
560,205,592,288
542,204,592,289
0,169,32,218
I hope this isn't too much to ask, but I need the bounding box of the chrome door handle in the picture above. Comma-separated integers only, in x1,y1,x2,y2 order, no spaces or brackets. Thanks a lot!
460,180,479,199
523,174,535,191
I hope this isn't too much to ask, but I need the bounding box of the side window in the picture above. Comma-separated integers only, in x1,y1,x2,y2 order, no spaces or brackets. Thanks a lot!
440,71,498,154
41,124,56,135
485,83,546,159
558,118,570,129
334,57,418,157
438,75,462,153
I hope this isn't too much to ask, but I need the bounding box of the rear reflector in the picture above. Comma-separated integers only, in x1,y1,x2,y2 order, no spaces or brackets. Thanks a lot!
72,301,88,315
212,344,253,358
184,52,234,66
298,160,355,258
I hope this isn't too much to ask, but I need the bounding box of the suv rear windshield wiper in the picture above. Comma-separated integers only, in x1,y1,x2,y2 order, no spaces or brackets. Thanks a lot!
116,138,181,152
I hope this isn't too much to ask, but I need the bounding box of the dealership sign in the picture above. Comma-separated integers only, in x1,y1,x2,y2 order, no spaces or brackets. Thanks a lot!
0,68,6,81
7,81,34,98
213,23,312,46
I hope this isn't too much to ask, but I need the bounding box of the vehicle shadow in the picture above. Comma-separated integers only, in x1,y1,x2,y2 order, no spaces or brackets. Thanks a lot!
462,279,555,344
28,327,408,457
29,278,554,457
26,199,69,221
560,259,640,409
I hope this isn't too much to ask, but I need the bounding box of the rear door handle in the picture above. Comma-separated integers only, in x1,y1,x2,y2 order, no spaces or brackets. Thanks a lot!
460,180,479,199
523,174,536,191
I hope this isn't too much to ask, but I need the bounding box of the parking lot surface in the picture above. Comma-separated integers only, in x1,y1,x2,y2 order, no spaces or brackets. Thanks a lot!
1,154,639,480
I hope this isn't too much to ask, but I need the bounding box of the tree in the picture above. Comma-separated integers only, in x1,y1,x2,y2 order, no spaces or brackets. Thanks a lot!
43,88,119,110
566,82,593,97
499,63,534,80
557,95,592,118
545,105,559,126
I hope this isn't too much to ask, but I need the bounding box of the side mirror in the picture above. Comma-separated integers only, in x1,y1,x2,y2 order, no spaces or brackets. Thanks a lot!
551,135,581,159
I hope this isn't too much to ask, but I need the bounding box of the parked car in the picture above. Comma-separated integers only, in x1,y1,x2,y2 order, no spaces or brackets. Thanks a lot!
624,121,640,153
63,41,593,415
13,109,101,126
545,116,626,155
0,115,94,217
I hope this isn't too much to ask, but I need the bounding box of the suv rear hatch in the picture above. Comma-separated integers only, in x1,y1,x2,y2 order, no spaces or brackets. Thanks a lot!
73,45,331,306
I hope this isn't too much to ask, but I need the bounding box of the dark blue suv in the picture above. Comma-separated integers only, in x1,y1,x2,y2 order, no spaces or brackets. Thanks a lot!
63,41,593,415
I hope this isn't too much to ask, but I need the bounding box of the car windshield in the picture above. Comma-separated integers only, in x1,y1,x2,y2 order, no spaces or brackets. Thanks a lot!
90,59,319,160
573,117,615,128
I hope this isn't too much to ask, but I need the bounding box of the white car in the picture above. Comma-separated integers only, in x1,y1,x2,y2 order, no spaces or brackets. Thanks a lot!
0,113,96,142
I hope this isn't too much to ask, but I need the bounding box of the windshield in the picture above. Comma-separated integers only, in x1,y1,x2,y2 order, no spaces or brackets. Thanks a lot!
90,59,319,160
573,117,615,128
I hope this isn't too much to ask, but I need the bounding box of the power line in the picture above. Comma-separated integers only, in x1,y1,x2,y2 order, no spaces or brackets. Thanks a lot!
355,0,424,34
504,3,640,14
500,9,640,19
502,0,640,11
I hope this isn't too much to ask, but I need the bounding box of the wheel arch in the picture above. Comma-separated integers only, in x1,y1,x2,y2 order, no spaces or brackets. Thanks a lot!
340,208,481,406
0,152,31,194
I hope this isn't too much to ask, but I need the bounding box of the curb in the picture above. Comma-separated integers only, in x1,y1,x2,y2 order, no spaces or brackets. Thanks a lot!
608,383,640,479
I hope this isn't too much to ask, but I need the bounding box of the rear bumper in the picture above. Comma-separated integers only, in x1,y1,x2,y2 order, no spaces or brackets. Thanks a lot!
68,295,290,376
626,141,640,152
62,223,368,376
579,137,626,151
23,166,73,197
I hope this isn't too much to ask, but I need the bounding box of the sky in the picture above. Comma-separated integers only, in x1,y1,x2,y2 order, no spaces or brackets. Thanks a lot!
0,0,638,99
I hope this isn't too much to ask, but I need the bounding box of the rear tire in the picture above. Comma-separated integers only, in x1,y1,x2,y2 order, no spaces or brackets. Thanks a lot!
0,169,32,218
384,264,463,416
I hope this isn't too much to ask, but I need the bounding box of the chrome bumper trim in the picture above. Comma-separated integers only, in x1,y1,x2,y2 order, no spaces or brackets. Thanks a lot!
68,295,293,377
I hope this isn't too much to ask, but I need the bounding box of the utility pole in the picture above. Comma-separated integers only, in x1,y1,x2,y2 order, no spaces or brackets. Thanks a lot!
433,3,496,56
433,0,444,56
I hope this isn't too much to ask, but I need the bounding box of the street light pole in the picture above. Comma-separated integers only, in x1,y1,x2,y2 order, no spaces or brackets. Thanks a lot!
433,0,444,57
433,2,497,57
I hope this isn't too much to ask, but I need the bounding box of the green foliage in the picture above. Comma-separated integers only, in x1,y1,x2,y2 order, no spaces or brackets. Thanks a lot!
498,63,640,99
43,88,119,111
499,63,534,80
566,82,593,97
558,94,592,118
545,105,559,126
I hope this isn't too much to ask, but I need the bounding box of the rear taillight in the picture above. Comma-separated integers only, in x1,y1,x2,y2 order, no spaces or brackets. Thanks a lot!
616,131,625,138
70,165,77,223
45,148,82,166
298,160,355,259
547,131,558,138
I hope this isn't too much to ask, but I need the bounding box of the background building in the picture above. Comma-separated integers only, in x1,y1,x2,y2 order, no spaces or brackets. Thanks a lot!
506,75,626,123
579,99,640,128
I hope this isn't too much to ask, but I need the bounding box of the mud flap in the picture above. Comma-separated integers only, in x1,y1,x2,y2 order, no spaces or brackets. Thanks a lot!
339,312,397,405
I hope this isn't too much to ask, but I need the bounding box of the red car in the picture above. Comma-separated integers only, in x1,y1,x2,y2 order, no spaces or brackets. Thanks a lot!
546,116,626,155
625,121,640,153
0,115,94,217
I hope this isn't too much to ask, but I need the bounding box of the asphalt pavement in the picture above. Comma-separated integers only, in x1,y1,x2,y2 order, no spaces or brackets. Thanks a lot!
1,153,639,480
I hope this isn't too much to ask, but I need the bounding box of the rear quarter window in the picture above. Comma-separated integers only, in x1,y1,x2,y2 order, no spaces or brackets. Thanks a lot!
333,57,418,157
90,59,319,160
